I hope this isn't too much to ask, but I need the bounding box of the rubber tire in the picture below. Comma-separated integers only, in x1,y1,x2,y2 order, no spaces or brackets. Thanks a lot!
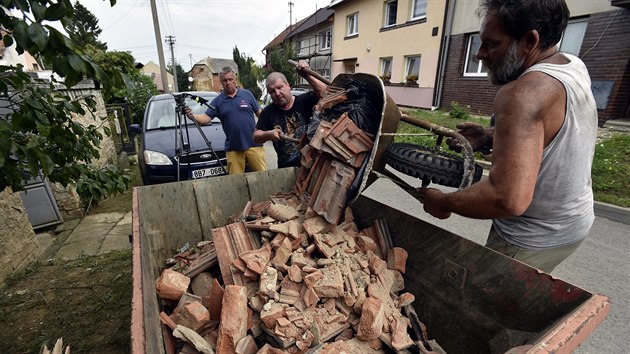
385,142,483,188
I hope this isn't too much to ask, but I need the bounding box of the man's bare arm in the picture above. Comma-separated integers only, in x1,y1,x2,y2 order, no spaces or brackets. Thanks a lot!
184,107,212,125
420,74,562,219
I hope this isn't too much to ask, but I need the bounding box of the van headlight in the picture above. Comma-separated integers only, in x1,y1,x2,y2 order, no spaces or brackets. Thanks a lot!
144,150,172,165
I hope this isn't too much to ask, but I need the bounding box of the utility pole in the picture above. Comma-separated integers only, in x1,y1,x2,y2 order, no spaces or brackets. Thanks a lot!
149,0,169,92
288,1,294,31
166,35,179,92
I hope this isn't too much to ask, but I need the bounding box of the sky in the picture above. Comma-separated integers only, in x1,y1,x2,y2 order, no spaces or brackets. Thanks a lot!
77,0,333,72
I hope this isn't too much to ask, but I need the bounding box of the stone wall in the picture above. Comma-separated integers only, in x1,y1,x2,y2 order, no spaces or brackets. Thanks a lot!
0,81,120,284
47,80,120,221
0,188,42,286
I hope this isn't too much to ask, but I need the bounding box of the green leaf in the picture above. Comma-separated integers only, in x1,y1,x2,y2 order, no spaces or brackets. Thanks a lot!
2,34,13,48
12,0,29,12
67,53,87,73
12,21,31,51
44,2,69,21
48,27,73,50
52,55,70,76
30,1,46,21
27,23,48,52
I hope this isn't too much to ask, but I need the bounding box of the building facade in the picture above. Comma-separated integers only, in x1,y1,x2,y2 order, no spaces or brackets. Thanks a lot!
329,0,447,108
439,0,630,125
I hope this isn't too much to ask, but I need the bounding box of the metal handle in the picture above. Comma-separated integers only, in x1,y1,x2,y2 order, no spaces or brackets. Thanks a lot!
400,113,477,190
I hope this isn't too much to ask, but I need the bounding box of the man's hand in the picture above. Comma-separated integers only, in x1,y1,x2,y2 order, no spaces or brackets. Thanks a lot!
417,188,452,219
184,106,195,121
296,60,310,77
268,128,282,142
447,122,489,152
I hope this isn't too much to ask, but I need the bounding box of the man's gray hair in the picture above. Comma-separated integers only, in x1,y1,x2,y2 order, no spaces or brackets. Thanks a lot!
220,66,236,79
266,72,289,88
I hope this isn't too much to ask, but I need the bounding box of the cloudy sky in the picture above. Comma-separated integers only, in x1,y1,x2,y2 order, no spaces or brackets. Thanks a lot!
78,0,333,71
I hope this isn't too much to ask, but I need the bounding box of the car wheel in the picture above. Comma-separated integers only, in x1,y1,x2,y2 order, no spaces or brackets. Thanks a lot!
385,142,483,188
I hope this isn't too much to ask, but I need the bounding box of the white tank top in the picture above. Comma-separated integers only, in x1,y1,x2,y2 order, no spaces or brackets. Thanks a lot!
493,54,598,249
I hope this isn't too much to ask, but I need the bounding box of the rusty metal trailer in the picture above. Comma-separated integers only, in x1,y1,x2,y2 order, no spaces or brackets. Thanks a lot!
131,168,610,354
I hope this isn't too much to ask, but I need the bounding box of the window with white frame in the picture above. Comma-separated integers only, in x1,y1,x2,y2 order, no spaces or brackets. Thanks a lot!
384,0,398,27
463,33,487,76
319,68,330,78
319,29,331,50
405,55,421,80
411,0,427,20
347,13,359,36
380,57,392,77
558,18,588,56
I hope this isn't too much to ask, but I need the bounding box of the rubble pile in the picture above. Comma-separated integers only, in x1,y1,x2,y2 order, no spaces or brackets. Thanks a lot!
156,196,419,354
153,82,435,353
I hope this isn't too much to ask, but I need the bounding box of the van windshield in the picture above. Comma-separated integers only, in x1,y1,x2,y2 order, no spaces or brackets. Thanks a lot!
145,94,216,130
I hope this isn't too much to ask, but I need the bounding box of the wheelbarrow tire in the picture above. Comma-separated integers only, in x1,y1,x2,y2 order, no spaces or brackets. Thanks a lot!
386,143,483,188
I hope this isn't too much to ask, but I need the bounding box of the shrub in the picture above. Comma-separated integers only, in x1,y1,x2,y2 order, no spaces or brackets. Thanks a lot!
449,101,471,120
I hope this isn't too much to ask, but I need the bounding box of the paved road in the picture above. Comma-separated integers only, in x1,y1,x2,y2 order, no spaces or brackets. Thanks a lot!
361,175,630,353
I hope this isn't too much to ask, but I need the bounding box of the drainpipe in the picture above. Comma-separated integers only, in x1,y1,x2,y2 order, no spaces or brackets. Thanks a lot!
433,0,456,110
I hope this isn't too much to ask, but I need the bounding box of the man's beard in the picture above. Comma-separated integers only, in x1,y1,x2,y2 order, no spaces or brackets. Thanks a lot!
486,40,525,85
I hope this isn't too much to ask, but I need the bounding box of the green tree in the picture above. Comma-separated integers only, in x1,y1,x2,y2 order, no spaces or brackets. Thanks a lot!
0,0,129,202
233,46,263,99
168,63,189,92
265,43,297,85
66,0,107,51
117,70,158,124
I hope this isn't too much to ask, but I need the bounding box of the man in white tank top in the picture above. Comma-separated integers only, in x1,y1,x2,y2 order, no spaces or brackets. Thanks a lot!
419,0,598,273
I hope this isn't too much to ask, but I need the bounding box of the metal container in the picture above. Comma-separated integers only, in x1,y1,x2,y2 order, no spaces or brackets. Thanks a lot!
131,168,609,353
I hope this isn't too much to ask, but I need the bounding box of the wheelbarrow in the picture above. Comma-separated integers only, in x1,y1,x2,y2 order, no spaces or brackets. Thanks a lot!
290,61,483,203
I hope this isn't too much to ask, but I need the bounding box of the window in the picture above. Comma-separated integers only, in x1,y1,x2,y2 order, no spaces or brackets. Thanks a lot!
347,13,359,36
558,18,588,56
405,55,421,80
380,57,392,77
384,1,398,27
320,29,331,50
463,33,487,76
299,39,309,55
32,63,39,70
411,0,427,20
319,68,330,78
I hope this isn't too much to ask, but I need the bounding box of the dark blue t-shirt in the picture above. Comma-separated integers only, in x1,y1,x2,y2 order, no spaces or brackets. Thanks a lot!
205,89,261,151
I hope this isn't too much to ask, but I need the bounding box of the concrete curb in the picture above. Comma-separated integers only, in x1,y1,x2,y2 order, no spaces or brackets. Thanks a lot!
594,201,630,225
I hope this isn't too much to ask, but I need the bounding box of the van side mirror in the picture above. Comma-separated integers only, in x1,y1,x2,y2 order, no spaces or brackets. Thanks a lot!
128,124,143,136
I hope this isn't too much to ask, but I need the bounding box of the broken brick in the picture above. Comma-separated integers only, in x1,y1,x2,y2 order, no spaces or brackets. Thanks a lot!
357,297,384,340
259,266,278,298
387,247,408,274
179,301,210,332
235,334,258,354
312,265,345,298
216,285,249,354
260,301,286,329
267,204,300,221
155,268,191,301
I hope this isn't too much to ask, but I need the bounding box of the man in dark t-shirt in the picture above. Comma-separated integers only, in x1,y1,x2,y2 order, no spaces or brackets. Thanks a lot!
253,61,327,168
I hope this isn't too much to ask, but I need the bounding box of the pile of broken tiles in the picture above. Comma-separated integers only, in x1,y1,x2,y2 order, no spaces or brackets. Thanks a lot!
155,193,425,354
153,105,434,353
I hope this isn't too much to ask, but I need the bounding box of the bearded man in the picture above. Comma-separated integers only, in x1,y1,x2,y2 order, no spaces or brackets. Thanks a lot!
419,0,598,273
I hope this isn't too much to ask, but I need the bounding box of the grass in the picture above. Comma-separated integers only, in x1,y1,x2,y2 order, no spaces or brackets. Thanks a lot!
400,108,630,208
592,134,630,207
0,250,132,354
0,163,143,354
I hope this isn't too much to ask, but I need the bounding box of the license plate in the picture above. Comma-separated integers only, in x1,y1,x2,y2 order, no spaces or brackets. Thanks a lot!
191,166,225,179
